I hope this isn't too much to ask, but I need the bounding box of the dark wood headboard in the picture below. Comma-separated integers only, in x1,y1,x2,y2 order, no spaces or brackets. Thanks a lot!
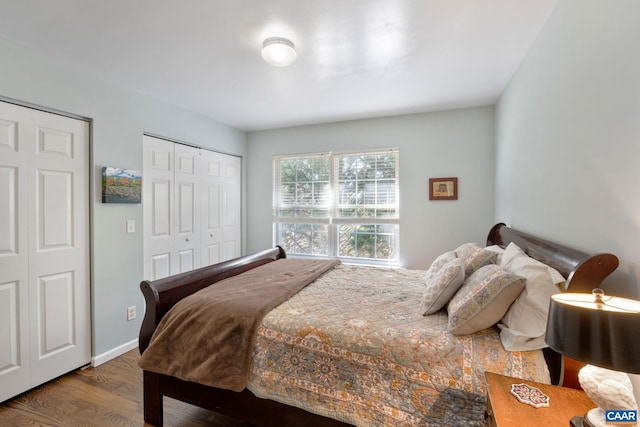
487,223,619,293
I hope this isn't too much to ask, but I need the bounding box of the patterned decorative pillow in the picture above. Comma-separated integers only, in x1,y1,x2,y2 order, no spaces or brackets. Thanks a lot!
485,244,505,265
455,243,498,276
447,264,526,335
420,258,465,315
425,251,457,281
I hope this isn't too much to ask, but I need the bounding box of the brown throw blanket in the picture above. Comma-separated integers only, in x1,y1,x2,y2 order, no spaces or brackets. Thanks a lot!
138,258,340,392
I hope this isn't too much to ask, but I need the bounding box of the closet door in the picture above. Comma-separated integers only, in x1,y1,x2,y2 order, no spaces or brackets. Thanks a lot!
0,103,30,402
174,144,201,273
200,149,223,265
143,136,175,280
199,150,241,265
0,101,90,402
220,154,241,260
143,136,241,280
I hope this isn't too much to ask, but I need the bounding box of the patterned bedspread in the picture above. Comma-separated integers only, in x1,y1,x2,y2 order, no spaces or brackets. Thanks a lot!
247,264,550,426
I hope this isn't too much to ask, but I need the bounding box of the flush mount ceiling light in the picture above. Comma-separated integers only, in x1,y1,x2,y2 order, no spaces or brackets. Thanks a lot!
261,37,297,67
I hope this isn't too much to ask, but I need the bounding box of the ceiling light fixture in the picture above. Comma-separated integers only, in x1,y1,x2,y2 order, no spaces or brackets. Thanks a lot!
261,37,297,67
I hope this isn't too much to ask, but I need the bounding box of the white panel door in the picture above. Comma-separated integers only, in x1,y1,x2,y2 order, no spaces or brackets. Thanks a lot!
220,154,241,260
143,136,175,280
0,107,30,402
200,149,222,266
174,144,201,273
0,101,90,402
143,136,241,279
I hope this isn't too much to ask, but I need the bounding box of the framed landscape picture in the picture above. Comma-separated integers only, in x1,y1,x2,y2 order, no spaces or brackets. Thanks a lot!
429,177,458,201
102,167,142,203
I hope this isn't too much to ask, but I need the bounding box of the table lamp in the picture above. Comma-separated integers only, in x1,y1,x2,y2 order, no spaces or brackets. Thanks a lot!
545,288,640,427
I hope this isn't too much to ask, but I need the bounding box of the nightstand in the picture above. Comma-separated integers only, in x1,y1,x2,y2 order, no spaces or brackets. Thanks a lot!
485,371,595,426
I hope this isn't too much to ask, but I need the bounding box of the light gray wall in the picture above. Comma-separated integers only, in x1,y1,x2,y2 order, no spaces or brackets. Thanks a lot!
495,0,640,297
0,39,247,357
247,107,496,270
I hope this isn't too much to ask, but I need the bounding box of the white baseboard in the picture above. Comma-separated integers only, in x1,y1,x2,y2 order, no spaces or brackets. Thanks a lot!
91,338,139,367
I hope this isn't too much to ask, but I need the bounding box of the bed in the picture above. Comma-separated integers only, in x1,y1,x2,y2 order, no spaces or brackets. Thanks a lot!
138,223,619,426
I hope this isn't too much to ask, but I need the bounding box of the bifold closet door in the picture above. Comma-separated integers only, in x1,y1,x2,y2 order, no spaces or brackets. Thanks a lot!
200,148,222,266
143,136,175,280
0,101,90,402
143,135,241,281
218,152,241,261
174,143,201,273
200,149,241,266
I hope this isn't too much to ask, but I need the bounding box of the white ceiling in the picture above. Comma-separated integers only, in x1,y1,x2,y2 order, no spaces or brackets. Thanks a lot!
0,0,558,131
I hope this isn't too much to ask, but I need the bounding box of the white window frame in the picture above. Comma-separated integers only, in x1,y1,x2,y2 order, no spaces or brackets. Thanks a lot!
273,148,399,265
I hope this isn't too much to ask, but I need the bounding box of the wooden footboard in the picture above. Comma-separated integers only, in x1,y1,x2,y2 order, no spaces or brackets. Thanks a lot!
139,246,286,353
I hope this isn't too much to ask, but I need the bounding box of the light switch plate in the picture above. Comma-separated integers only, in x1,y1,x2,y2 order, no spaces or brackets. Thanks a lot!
126,220,135,233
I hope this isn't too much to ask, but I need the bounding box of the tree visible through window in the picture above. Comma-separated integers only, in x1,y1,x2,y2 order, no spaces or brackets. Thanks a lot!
273,149,399,264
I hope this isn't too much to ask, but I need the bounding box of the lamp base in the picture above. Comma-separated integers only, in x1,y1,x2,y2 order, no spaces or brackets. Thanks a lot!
584,408,607,427
578,365,638,426
570,412,600,427
570,415,585,427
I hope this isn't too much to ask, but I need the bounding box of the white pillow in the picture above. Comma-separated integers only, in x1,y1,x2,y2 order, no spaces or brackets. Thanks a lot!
498,243,566,351
420,258,465,315
496,327,548,351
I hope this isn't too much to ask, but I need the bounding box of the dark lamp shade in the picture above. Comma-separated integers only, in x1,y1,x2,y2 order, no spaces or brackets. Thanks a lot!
545,292,640,374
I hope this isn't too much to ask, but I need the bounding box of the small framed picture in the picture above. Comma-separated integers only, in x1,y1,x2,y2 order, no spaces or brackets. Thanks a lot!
102,167,142,204
429,177,458,201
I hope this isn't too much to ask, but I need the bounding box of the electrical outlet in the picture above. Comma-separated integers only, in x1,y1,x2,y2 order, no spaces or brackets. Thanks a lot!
127,305,136,321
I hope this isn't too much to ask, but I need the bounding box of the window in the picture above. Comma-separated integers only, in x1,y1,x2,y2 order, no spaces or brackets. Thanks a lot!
273,149,399,264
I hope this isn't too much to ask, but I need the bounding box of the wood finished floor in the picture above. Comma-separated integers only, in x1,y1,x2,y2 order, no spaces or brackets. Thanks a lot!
0,349,256,427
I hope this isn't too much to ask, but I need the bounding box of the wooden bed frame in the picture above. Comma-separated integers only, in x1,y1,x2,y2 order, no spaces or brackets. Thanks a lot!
139,223,619,426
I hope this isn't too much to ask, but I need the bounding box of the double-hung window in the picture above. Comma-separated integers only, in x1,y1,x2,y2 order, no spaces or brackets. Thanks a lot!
273,148,399,265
